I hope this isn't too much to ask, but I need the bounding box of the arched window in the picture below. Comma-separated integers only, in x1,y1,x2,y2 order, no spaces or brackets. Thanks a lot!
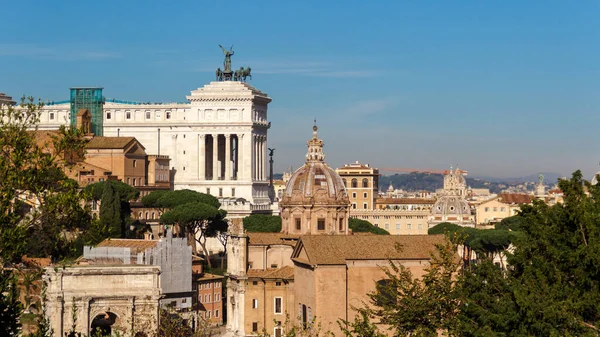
151,212,155,219
351,179,358,188
362,178,369,188
145,212,149,219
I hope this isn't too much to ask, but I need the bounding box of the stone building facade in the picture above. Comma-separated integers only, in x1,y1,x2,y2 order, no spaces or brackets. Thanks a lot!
226,230,298,336
33,80,273,218
291,235,446,336
336,162,379,210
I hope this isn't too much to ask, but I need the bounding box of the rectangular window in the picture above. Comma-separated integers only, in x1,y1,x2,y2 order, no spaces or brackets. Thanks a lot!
418,224,423,229
407,224,412,229
295,218,301,230
339,218,344,231
500,207,506,212
49,112,55,120
363,203,368,209
352,192,357,198
384,223,389,230
145,111,151,119
363,192,368,198
252,322,258,332
232,188,235,197
274,297,282,314
215,309,219,318
166,111,171,119
106,112,111,120
276,281,282,286
206,311,211,319
484,207,489,212
493,207,498,212
215,293,221,302
198,284,202,290
396,224,400,230
204,294,211,303
219,188,223,197
352,203,357,209
253,281,258,285
270,264,278,268
207,188,211,195
252,299,258,308
317,219,325,231
126,111,131,119
206,283,211,289
133,160,137,168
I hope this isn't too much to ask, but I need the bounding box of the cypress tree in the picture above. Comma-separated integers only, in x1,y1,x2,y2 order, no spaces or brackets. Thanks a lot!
99,182,121,238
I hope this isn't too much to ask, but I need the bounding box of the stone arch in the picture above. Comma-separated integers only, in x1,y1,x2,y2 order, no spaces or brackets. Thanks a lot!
90,311,119,336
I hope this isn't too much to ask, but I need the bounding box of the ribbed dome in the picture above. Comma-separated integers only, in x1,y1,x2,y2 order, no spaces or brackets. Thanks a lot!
431,196,470,217
283,125,348,201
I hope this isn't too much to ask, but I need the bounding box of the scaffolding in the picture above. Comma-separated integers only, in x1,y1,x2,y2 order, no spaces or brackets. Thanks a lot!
70,87,104,136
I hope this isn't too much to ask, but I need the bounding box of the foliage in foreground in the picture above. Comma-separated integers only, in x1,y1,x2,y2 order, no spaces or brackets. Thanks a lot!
349,218,389,235
0,98,91,263
243,214,282,232
345,170,600,336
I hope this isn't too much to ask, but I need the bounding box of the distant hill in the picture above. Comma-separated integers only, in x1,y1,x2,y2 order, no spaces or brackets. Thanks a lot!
379,172,513,194
472,172,564,184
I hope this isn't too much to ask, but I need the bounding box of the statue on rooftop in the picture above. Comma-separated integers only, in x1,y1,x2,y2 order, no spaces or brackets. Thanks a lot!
219,44,234,72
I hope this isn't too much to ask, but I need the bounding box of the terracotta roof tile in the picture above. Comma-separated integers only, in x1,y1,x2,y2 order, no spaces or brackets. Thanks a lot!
497,193,534,205
247,233,300,247
86,137,137,149
295,235,445,265
247,266,294,280
97,238,159,254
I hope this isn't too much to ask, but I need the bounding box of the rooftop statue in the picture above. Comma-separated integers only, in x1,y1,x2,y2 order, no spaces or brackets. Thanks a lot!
219,44,234,72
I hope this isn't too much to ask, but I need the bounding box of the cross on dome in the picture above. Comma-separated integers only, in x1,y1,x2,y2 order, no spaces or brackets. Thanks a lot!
306,122,325,162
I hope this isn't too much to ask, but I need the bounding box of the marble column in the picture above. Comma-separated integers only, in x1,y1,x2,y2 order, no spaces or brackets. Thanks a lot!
253,135,258,181
260,136,266,181
225,134,231,180
212,134,219,180
199,134,205,180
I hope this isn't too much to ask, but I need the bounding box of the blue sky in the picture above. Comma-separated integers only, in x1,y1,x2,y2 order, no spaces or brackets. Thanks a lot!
2,1,600,179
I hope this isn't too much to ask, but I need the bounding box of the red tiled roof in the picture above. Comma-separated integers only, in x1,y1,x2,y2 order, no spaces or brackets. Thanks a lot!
97,238,159,254
247,233,300,247
247,266,294,280
497,193,534,205
294,235,445,265
86,137,137,149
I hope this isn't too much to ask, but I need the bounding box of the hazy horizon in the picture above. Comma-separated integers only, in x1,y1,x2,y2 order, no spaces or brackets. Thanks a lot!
3,1,599,179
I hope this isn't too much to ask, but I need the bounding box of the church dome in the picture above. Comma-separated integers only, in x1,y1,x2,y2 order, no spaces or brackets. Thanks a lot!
282,125,348,203
428,194,474,228
431,196,470,217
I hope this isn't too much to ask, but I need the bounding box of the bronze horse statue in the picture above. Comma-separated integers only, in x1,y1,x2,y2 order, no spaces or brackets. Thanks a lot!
234,67,252,82
216,68,224,81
